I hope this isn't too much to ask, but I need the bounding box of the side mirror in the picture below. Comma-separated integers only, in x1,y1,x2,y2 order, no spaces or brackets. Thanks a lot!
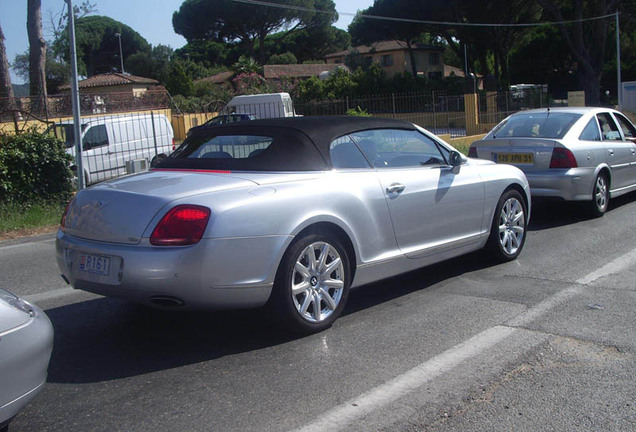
449,150,465,167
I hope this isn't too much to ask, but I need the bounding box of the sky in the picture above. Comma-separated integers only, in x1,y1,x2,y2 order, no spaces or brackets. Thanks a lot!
0,0,374,84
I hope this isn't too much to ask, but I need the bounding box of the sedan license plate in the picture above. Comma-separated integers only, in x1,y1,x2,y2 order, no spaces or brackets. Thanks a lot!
79,254,110,276
495,152,534,165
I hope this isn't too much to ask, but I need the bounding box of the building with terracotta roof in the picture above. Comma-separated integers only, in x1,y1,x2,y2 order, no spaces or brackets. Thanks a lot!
59,73,162,96
194,71,235,87
325,40,445,79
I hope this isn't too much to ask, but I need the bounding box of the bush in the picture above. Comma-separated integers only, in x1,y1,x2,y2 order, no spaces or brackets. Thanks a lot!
0,131,74,205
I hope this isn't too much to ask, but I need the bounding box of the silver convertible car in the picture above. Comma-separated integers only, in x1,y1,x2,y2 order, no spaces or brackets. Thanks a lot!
57,116,530,333
469,107,636,217
0,288,53,431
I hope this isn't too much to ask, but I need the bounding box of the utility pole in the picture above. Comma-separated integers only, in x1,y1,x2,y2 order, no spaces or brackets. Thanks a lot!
67,0,84,190
616,11,622,110
115,32,125,74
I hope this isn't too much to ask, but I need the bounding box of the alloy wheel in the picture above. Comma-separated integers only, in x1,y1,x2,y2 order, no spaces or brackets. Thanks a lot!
498,197,525,256
291,241,345,323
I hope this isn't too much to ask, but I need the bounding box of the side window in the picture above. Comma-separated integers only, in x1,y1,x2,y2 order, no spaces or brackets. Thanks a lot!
597,113,622,141
82,124,108,150
579,118,601,141
351,129,446,168
613,113,636,140
329,136,370,169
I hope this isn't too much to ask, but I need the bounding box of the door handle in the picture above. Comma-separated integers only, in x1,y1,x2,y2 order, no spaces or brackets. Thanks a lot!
386,183,405,194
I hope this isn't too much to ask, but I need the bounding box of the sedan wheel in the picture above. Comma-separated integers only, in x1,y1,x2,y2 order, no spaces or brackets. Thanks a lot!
589,173,609,217
270,233,351,334
487,190,527,262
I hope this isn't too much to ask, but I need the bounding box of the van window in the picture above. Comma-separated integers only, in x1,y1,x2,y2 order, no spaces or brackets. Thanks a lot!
82,125,109,150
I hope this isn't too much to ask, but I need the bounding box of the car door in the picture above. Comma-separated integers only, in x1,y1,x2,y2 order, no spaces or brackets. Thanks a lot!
351,128,485,259
611,112,636,186
81,123,110,183
597,112,633,189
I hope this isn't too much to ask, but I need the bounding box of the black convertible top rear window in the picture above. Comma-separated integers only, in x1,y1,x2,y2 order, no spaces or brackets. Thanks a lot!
157,127,329,171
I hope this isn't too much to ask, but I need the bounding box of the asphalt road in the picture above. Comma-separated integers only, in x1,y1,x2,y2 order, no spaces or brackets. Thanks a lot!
2,196,636,432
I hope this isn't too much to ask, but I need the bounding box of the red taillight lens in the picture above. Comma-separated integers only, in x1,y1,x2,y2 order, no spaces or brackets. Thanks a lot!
172,138,176,151
549,147,578,168
150,205,211,246
60,200,72,228
468,146,478,158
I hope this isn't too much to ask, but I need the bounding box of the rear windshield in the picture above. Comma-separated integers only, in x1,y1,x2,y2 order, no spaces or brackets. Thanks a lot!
158,129,328,171
491,112,581,139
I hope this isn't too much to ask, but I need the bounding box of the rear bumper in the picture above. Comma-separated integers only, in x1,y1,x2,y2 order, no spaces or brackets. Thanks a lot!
56,230,292,310
0,304,53,424
525,167,595,201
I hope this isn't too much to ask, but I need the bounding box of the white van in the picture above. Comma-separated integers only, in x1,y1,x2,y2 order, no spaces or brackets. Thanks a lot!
50,113,174,185
226,92,297,119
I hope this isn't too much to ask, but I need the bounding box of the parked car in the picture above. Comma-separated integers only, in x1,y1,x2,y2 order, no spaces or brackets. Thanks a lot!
469,107,636,216
56,116,530,334
225,92,297,119
0,288,53,432
48,113,175,185
186,113,257,137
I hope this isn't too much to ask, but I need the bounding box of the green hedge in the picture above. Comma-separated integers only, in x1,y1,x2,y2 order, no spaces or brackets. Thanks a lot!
0,131,74,205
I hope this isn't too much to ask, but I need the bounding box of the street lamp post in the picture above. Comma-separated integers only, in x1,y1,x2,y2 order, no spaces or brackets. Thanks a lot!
115,32,125,74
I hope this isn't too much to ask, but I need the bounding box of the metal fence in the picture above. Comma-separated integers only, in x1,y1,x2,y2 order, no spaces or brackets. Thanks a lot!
0,90,171,126
47,111,175,185
296,91,467,137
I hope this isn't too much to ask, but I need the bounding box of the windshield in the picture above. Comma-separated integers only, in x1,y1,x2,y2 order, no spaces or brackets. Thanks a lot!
46,123,87,148
491,112,581,139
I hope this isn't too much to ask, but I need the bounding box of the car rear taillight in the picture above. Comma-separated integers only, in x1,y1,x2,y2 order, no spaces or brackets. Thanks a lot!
60,200,72,228
150,205,211,246
549,147,578,168
172,138,176,151
468,146,477,158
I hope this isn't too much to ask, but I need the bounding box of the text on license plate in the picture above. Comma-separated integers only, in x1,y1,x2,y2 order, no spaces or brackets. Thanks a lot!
495,153,534,165
79,254,110,275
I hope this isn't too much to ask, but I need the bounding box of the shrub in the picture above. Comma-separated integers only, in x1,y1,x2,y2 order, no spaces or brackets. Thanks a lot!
346,106,371,117
0,130,74,205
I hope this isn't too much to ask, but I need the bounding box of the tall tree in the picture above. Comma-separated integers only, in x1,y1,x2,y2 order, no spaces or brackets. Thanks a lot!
53,16,151,76
27,0,47,111
537,0,618,104
173,0,322,64
0,20,16,114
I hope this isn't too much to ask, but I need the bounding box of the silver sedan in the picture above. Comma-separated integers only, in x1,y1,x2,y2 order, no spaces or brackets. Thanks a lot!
469,107,636,216
0,288,53,431
57,116,530,333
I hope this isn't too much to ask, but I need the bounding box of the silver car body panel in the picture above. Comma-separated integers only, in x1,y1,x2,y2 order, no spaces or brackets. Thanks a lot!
57,120,530,310
472,107,636,201
0,298,53,425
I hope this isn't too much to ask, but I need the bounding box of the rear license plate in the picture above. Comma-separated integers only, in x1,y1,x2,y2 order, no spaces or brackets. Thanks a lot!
494,153,534,165
79,254,110,276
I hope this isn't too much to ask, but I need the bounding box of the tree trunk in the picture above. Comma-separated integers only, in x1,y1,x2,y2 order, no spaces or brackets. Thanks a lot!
406,40,418,77
0,22,16,103
27,0,48,115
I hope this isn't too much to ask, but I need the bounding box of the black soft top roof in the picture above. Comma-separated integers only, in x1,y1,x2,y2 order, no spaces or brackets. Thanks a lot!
158,116,417,172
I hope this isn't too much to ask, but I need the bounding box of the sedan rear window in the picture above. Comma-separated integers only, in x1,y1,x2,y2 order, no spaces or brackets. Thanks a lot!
491,112,581,139
158,129,329,172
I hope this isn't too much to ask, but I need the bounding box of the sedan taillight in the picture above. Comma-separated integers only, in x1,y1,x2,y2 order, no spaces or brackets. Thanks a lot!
467,146,478,158
549,147,578,169
150,205,211,246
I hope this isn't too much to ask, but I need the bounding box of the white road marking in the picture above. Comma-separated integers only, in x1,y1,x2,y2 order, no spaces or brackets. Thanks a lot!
0,237,55,251
293,247,636,432
294,326,516,432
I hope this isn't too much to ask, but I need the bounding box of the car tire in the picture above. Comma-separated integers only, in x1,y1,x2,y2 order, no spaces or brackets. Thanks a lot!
269,233,351,334
589,172,609,218
486,189,527,262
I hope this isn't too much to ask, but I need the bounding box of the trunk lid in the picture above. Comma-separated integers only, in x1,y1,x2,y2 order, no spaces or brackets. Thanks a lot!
63,171,257,244
474,138,560,171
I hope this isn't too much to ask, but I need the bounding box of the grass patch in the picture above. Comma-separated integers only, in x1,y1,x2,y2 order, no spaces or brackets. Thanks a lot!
0,201,66,233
